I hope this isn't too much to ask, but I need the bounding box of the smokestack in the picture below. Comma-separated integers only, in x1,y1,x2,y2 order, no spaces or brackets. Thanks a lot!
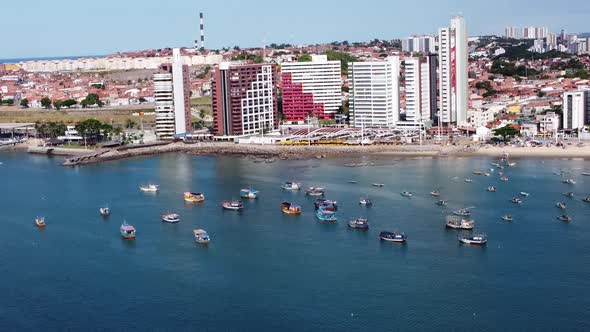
200,12,205,50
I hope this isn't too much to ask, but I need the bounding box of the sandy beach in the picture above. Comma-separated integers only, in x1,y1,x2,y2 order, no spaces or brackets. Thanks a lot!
17,141,584,166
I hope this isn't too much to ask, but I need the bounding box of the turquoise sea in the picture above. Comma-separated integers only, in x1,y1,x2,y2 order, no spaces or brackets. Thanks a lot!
0,151,589,331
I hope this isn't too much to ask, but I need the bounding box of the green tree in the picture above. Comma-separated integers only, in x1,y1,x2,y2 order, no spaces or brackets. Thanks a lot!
81,93,103,108
41,97,52,109
75,119,106,142
62,99,77,108
298,54,312,62
493,125,520,142
53,100,63,110
20,98,29,108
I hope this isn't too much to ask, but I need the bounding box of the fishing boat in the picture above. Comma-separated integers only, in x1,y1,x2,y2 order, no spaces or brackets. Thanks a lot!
556,202,567,210
316,208,337,222
500,177,509,182
487,186,497,192
507,162,517,167
583,197,590,203
484,173,491,177
184,192,205,203
281,182,301,190
161,213,180,223
305,187,325,197
562,179,576,185
446,215,475,230
520,192,530,197
563,192,575,198
379,231,407,243
359,197,373,206
120,221,136,239
314,199,338,211
557,215,572,222
348,218,369,229
501,215,513,222
139,184,159,192
99,207,110,217
347,180,358,184
240,188,259,199
453,208,473,217
464,178,473,183
193,229,210,244
430,190,441,197
400,191,413,198
222,200,244,211
511,197,523,205
460,234,487,245
582,173,590,176
473,171,483,175
436,200,448,207
372,183,385,187
491,163,501,167
281,201,302,215
35,217,46,228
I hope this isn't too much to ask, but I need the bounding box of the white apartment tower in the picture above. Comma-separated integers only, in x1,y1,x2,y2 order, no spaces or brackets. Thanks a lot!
280,55,342,117
349,56,401,128
404,55,437,123
154,48,191,138
438,16,468,125
402,35,436,54
505,27,520,39
563,90,590,130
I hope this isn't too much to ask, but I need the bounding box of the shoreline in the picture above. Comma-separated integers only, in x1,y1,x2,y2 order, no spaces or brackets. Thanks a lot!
5,142,590,165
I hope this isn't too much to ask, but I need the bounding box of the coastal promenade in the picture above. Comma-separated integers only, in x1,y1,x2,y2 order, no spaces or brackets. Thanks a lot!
24,142,589,166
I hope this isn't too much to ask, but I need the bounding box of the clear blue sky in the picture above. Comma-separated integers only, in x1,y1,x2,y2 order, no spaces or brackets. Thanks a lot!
1,0,589,59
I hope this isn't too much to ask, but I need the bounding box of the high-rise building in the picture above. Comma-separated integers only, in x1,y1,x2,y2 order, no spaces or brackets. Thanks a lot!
402,35,436,54
546,33,558,51
349,56,400,128
505,27,520,39
438,16,468,125
280,55,342,121
563,90,590,130
404,54,437,123
211,62,279,136
522,26,548,39
153,48,191,139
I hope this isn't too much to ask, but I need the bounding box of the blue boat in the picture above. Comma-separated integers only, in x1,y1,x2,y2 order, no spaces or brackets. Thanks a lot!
240,188,259,199
316,208,337,222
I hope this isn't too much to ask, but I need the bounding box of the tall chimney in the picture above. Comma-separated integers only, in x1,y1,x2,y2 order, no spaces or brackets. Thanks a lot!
200,12,205,49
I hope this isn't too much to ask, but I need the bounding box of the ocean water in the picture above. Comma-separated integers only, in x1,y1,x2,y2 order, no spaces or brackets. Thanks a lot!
0,151,589,331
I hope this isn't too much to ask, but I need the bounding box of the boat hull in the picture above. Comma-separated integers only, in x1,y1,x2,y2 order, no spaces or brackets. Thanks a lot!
460,239,486,245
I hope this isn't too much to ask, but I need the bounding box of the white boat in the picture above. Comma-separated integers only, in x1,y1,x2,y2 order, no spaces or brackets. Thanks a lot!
501,215,513,222
430,191,441,197
400,191,413,198
520,192,530,197
582,173,590,176
99,207,110,217
508,162,517,167
161,213,180,223
557,215,572,222
583,197,590,203
140,184,160,192
281,182,301,190
500,177,509,182
511,197,523,205
487,186,497,192
460,234,487,245
464,179,473,183
446,216,474,230
562,179,576,185
453,208,473,217
556,202,567,210
380,231,407,243
372,183,385,187
305,187,325,197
